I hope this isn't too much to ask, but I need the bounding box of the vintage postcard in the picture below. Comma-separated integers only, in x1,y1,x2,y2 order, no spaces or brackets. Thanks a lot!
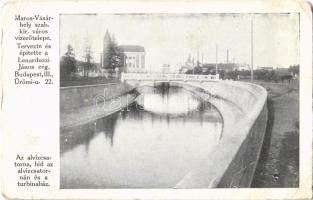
0,0,312,199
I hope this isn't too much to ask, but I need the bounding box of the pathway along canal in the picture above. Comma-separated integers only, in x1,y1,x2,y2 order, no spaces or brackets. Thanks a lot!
60,84,223,188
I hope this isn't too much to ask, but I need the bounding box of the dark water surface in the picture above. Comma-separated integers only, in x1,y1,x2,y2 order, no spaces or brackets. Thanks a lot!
60,85,223,188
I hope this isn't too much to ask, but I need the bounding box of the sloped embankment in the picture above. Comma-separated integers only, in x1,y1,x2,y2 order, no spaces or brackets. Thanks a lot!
173,81,268,188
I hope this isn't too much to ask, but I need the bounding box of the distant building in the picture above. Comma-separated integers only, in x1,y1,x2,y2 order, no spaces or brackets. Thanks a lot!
179,67,187,74
161,64,170,73
200,63,238,73
179,54,195,73
99,30,146,73
184,54,195,69
289,65,299,78
237,64,250,71
276,67,292,76
119,45,145,73
215,63,238,72
74,60,100,77
258,66,274,70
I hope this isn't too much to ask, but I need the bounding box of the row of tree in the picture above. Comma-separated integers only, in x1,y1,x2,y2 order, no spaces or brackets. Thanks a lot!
60,40,124,80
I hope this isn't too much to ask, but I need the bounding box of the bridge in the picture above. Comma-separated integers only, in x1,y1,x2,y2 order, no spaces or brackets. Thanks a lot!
121,72,219,82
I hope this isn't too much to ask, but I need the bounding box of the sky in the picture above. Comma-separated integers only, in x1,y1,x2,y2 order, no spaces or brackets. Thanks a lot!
60,13,299,72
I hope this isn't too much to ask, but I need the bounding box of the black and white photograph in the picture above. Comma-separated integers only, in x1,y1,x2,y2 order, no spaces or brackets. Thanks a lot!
59,13,299,189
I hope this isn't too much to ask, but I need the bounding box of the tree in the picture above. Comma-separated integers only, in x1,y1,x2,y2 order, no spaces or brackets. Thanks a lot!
83,45,92,78
60,44,76,80
82,34,94,78
107,36,124,74
101,31,125,76
289,65,299,77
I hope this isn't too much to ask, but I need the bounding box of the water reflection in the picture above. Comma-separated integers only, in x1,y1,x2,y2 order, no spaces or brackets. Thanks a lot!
60,85,223,188
137,85,202,115
60,114,118,154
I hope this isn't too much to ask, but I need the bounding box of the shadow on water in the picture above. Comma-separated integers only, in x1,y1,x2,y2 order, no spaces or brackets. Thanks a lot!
60,113,119,155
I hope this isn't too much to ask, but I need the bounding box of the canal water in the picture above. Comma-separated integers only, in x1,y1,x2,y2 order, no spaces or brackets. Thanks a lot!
60,84,223,188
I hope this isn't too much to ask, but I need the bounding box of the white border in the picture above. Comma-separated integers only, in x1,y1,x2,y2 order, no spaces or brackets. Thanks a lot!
0,0,312,199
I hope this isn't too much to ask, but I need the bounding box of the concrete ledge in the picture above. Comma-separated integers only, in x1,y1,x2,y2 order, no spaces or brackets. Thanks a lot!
60,83,137,129
60,93,138,129
60,83,135,112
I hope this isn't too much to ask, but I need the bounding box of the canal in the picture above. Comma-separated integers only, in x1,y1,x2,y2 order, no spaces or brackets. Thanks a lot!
60,84,223,188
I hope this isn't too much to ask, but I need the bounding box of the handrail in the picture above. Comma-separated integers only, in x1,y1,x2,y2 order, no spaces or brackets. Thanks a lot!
121,72,219,82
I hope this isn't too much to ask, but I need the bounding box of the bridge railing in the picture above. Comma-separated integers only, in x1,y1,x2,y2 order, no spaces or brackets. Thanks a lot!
121,72,219,82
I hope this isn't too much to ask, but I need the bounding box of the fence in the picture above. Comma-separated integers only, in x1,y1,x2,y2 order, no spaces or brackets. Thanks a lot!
121,72,219,82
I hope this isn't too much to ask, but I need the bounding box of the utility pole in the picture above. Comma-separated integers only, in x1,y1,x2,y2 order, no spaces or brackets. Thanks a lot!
192,54,194,75
226,49,229,64
251,19,254,81
201,52,204,66
197,50,199,67
215,44,218,75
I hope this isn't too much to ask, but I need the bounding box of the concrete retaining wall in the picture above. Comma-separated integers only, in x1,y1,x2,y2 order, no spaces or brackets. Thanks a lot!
60,83,135,112
175,81,268,188
132,80,268,188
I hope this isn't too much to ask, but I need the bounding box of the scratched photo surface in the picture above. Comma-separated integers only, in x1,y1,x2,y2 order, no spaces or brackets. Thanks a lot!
59,13,299,189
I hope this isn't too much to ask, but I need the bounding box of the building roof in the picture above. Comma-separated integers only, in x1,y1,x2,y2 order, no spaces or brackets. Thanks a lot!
259,66,274,70
118,45,145,52
104,30,111,42
276,68,291,76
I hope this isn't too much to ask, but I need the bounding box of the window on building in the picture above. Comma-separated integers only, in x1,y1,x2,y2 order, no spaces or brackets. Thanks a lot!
136,55,139,68
141,55,145,68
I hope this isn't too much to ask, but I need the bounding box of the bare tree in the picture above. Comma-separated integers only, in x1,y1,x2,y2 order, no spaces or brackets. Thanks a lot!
83,34,93,78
